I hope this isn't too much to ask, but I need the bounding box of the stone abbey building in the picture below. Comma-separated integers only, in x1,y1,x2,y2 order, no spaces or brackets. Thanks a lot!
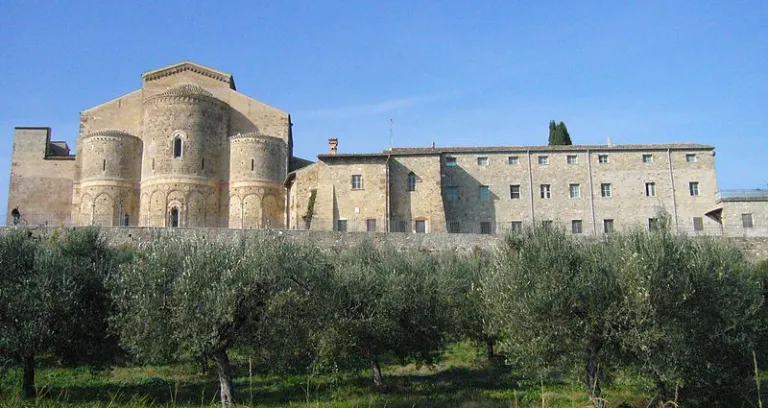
8,62,767,236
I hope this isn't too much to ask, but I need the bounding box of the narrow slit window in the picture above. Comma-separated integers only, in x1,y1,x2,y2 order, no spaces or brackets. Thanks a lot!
102,159,106,171
201,158,205,170
173,137,182,158
251,159,255,171
152,158,155,170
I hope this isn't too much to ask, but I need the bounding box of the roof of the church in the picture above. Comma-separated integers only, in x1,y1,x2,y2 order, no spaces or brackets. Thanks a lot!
141,61,236,90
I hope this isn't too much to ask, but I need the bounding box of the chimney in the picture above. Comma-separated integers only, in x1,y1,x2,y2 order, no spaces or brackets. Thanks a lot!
606,137,613,146
328,138,338,155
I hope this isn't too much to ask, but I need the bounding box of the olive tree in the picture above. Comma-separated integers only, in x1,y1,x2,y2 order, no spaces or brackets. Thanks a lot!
483,226,621,407
611,227,763,404
0,228,118,398
313,243,449,387
110,236,317,408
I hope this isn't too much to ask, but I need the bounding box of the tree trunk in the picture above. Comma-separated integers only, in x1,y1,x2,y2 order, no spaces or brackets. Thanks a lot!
486,339,495,361
200,354,208,375
22,353,36,399
371,358,385,388
585,356,605,408
212,349,234,408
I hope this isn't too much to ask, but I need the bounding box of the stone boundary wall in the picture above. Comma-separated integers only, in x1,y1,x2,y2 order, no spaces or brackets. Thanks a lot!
2,227,767,262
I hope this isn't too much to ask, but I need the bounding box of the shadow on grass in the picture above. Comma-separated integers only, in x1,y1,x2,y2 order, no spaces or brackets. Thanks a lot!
33,365,520,407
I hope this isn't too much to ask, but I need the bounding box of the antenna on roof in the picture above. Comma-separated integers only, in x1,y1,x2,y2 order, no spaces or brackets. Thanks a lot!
388,118,394,149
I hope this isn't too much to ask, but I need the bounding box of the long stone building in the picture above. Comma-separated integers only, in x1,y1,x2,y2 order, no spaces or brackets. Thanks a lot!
7,61,767,236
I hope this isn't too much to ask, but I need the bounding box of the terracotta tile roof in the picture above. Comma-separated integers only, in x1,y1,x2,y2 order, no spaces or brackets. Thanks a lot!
317,143,713,159
385,143,714,155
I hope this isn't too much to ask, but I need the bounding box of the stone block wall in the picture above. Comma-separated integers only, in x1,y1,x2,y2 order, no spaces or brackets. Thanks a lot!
7,128,75,227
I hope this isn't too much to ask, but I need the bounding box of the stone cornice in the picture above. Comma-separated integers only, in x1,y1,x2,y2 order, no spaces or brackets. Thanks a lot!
229,132,286,145
143,85,226,106
141,62,236,90
81,130,141,143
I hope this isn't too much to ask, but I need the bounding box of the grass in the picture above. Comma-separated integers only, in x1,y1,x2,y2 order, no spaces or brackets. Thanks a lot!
0,343,656,407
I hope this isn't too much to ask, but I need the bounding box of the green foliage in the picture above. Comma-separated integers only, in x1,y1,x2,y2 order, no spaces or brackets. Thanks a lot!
0,228,121,398
311,243,450,384
484,225,620,406
610,228,764,404
548,120,573,145
302,189,317,228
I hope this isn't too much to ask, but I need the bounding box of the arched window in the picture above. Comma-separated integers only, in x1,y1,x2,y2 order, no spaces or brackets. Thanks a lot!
407,172,417,191
173,137,183,158
169,207,179,228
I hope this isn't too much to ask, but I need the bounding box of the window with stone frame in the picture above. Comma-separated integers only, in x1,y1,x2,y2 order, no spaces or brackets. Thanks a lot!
407,172,417,191
173,137,183,158
601,183,612,198
510,184,521,199
693,217,704,232
569,184,581,199
351,174,363,189
540,184,551,199
572,220,583,234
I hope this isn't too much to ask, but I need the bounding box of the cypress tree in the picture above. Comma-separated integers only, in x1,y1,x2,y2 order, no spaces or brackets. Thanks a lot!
557,121,573,145
548,120,573,146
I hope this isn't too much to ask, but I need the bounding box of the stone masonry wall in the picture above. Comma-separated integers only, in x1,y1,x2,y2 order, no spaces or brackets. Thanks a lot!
6,227,768,263
7,128,75,227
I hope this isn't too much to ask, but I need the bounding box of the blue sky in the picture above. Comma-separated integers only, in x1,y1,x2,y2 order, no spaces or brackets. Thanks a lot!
0,1,766,219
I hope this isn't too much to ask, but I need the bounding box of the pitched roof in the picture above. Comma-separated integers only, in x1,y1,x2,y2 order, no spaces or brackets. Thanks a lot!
316,143,714,160
141,61,236,90
384,143,714,155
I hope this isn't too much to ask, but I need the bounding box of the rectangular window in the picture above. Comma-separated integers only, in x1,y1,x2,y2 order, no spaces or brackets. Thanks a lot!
686,153,697,163
445,186,459,202
600,183,612,198
366,219,376,232
477,157,489,166
689,182,699,196
569,184,581,199
446,157,457,167
693,217,703,232
508,156,519,165
448,221,460,233
567,155,578,164
509,184,521,199
598,154,609,164
479,185,490,202
202,158,205,170
642,154,653,163
336,219,348,232
351,174,363,189
538,156,549,165
649,218,658,231
572,220,583,234
480,222,492,235
742,213,754,228
407,173,417,191
540,184,551,199
415,220,426,233
510,221,523,234
645,182,656,197
603,219,614,234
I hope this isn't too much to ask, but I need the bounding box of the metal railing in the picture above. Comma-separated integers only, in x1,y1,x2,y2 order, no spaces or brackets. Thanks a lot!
716,189,768,201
